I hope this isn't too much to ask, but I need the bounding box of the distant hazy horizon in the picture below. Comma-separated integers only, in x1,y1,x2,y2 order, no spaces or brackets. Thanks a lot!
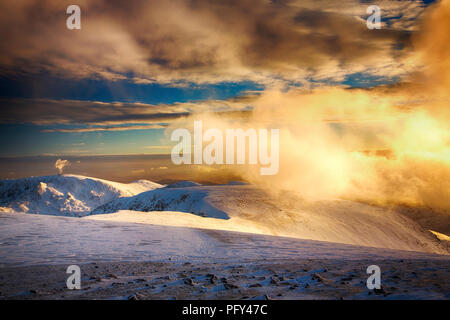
0,154,245,185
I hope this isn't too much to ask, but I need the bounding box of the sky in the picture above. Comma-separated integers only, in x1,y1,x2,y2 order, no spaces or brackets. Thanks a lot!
1,0,449,213
0,0,440,157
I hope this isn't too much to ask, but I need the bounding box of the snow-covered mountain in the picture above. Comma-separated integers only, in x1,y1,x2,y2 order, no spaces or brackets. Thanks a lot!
92,184,448,254
0,174,447,254
0,174,162,216
92,187,229,219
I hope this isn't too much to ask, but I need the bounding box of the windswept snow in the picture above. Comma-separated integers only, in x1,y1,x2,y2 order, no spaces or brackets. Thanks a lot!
0,212,447,268
0,174,162,216
0,175,448,254
92,185,448,254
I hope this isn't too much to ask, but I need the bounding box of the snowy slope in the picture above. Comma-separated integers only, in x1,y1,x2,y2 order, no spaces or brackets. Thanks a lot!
0,174,447,254
0,174,162,216
92,185,448,254
1,212,448,300
0,211,447,268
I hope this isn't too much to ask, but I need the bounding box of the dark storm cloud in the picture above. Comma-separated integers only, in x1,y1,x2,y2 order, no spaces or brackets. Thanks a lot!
0,97,253,128
0,0,426,84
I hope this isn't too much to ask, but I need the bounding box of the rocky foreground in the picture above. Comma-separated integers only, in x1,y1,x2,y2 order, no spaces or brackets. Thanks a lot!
1,258,449,300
